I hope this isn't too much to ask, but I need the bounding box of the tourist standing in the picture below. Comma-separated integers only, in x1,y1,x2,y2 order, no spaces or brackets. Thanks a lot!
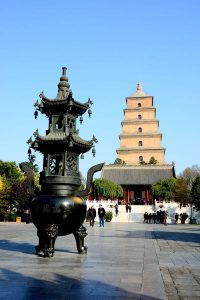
163,211,168,225
115,203,119,217
175,213,179,224
88,206,96,227
98,204,106,227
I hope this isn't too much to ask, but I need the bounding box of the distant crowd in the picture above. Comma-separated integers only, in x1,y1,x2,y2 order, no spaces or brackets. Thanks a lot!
144,210,168,225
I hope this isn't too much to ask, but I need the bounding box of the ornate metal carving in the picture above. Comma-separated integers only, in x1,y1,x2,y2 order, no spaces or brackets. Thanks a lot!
66,152,78,171
73,225,88,254
36,224,59,257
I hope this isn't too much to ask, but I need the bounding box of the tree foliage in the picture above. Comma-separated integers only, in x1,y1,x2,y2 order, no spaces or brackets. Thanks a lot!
181,165,200,190
174,176,191,207
92,179,123,199
0,160,22,186
149,156,158,164
191,175,200,211
0,159,40,221
113,158,126,165
0,175,9,221
151,178,176,201
20,154,39,173
9,179,32,212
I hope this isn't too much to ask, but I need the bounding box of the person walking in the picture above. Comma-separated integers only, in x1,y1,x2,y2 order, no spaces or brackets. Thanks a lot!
88,206,96,227
175,213,179,224
115,203,119,217
163,211,168,225
98,204,105,227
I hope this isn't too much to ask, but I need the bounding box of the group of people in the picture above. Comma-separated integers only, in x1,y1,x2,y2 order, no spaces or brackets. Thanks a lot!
144,210,168,225
88,204,105,227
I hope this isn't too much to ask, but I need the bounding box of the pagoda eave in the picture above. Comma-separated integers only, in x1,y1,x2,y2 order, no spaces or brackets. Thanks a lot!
116,147,166,152
38,96,89,116
31,141,92,155
119,133,162,138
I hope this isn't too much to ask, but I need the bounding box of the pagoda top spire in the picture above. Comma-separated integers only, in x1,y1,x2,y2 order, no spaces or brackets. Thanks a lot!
55,67,71,100
137,82,142,92
132,82,148,97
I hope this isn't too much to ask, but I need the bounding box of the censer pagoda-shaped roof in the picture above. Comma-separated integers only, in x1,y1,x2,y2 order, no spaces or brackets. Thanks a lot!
31,131,96,154
28,67,97,156
34,67,92,117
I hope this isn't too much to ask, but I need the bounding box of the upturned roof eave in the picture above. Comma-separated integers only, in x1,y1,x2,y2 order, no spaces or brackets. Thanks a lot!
39,98,88,115
31,132,93,152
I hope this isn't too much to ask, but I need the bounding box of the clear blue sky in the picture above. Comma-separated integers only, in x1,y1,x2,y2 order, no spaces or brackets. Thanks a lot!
0,0,200,178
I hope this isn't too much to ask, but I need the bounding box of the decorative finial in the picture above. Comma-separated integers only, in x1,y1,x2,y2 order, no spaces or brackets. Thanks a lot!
132,82,147,97
137,82,142,91
62,67,67,76
55,67,70,100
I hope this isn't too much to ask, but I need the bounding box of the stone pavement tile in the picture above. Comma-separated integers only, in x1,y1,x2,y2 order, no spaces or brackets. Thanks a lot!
169,254,189,267
160,268,174,284
167,296,180,300
183,254,200,266
176,284,200,290
121,274,142,284
174,278,199,286
142,265,166,299
180,298,200,300
178,289,200,297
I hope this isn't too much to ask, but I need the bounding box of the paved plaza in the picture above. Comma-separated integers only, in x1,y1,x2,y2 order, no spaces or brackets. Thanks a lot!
0,222,199,300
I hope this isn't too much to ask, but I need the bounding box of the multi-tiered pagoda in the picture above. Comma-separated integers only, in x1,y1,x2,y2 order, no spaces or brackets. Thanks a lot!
101,84,175,204
28,67,97,195
117,83,165,164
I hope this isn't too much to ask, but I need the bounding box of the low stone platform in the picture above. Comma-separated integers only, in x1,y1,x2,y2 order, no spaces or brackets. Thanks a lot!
0,222,199,299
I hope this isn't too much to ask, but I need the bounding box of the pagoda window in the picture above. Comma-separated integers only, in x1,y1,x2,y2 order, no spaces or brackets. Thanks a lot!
49,155,63,175
66,152,78,171
138,103,141,107
138,141,143,146
55,116,63,130
138,127,142,132
67,118,75,131
138,114,142,119
139,156,143,162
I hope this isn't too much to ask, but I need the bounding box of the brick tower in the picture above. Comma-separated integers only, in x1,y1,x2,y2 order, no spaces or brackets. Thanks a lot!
117,83,165,165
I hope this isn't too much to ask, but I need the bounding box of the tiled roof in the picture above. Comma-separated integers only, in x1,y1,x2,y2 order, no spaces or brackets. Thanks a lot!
101,164,175,185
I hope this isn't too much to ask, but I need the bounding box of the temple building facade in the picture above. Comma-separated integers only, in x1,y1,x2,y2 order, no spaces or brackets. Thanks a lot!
101,83,175,204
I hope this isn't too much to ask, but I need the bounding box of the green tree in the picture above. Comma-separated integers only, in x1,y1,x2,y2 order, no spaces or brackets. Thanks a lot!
113,158,126,165
20,154,39,173
0,175,10,221
92,179,123,199
181,165,200,190
152,178,176,201
149,156,157,164
0,160,22,186
9,179,32,213
151,182,163,200
191,175,200,211
174,176,191,207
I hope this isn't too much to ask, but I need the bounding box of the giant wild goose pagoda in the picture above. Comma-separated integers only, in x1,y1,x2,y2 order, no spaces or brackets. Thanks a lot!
101,83,175,205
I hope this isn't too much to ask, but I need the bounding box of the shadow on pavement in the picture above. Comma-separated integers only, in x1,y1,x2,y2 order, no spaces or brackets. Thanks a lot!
152,231,200,244
0,268,163,300
0,239,78,255
98,227,200,244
